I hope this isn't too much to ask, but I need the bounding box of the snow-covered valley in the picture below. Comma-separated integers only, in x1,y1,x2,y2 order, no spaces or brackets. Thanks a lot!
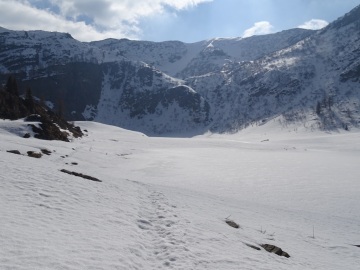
1,120,359,269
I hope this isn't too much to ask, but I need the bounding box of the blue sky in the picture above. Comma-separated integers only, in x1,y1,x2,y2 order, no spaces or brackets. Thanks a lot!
0,0,359,42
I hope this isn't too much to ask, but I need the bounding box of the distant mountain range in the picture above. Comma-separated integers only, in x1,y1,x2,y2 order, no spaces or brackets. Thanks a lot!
1,4,359,135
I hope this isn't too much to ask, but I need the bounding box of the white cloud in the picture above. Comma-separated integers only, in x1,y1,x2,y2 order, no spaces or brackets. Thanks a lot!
0,0,212,41
243,21,274,38
50,0,212,26
298,19,329,30
0,0,130,41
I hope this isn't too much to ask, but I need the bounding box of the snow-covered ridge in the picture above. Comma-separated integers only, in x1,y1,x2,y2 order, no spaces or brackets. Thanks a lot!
0,29,130,76
2,27,310,78
90,28,314,78
0,26,10,33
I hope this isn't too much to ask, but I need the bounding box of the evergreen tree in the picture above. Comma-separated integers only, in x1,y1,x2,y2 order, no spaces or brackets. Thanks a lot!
57,98,64,118
25,87,35,113
316,101,321,115
5,75,19,96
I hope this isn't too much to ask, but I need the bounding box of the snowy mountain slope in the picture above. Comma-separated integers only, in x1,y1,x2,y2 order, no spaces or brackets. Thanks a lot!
1,120,360,269
185,4,360,132
0,5,359,135
0,30,210,134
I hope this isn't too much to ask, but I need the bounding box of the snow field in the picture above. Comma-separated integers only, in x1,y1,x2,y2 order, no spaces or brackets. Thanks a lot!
1,120,359,269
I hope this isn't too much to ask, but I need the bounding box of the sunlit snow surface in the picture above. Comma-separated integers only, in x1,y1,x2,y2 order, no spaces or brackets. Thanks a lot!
1,120,359,270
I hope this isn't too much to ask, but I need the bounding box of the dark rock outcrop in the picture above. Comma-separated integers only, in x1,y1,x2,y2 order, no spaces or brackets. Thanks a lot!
0,81,83,141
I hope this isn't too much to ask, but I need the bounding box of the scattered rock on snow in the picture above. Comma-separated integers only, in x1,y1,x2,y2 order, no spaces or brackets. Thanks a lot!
7,150,21,155
27,151,42,158
60,169,102,182
245,243,261,251
41,149,52,155
260,244,290,258
225,219,240,229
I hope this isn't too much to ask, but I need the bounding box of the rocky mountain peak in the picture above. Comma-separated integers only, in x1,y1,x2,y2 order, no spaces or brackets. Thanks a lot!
325,4,360,30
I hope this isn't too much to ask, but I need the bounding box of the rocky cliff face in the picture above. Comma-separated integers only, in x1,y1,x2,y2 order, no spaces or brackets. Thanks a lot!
1,4,359,134
85,61,211,135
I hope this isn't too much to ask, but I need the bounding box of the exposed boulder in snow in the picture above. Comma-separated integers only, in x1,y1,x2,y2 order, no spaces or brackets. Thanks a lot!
27,151,42,158
260,244,290,258
40,148,52,155
225,219,240,229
